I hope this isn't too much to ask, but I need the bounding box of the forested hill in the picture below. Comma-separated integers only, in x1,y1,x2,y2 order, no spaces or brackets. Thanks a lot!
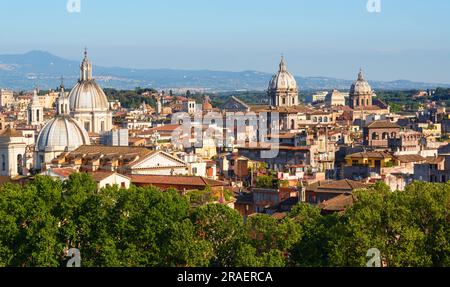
1,51,449,91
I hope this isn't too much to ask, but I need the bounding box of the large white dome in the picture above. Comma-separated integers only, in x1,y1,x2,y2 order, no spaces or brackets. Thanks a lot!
350,69,372,96
69,80,109,112
69,50,109,112
36,115,90,153
268,57,298,92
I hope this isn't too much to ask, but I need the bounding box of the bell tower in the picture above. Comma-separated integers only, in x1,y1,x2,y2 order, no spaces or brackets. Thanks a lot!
28,89,44,128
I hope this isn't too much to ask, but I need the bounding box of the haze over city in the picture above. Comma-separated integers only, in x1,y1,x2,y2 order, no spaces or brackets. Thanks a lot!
1,0,449,83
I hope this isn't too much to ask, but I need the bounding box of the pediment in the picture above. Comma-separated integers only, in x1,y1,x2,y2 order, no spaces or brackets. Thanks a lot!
132,151,187,169
221,97,250,112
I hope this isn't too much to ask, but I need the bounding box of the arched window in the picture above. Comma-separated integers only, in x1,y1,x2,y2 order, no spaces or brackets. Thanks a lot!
382,132,388,140
313,117,317,123
366,99,370,106
36,109,40,122
291,119,295,130
324,117,328,123
319,117,323,123
372,132,379,140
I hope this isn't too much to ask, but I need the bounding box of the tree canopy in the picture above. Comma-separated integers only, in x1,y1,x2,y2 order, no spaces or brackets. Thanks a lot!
0,175,449,267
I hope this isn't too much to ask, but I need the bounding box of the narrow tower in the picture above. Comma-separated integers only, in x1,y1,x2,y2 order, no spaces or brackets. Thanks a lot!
28,89,44,128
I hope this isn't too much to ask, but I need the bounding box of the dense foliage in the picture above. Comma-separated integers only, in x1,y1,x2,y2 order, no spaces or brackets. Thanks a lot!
0,174,449,267
377,88,450,110
104,88,157,109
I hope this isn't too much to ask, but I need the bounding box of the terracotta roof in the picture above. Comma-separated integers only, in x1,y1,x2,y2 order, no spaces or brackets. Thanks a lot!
128,137,145,143
359,105,389,111
332,105,353,112
71,145,155,160
271,212,287,220
318,193,355,212
366,120,400,129
395,154,426,163
0,127,22,137
425,156,445,164
50,168,77,178
175,96,190,102
307,179,368,194
130,175,228,188
147,124,181,133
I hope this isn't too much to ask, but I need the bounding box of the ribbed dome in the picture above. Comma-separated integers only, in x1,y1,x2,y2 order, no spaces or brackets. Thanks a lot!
69,50,109,112
350,69,372,96
36,115,90,152
69,80,109,112
268,57,298,92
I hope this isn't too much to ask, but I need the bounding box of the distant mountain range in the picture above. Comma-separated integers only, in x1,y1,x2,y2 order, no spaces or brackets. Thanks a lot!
1,50,449,92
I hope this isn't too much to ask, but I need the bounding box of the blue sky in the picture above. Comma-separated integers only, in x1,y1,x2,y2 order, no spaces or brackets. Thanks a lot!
0,0,449,83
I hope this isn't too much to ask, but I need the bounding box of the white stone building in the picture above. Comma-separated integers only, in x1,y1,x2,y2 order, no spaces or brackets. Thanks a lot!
0,89,14,108
0,128,27,177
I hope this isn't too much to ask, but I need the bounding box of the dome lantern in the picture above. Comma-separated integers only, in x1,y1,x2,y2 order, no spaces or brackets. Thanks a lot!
80,47,93,81
268,56,299,107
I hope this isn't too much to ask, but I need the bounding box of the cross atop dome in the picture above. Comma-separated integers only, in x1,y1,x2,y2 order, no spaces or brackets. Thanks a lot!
32,88,39,103
279,55,287,72
358,68,365,81
80,48,93,81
